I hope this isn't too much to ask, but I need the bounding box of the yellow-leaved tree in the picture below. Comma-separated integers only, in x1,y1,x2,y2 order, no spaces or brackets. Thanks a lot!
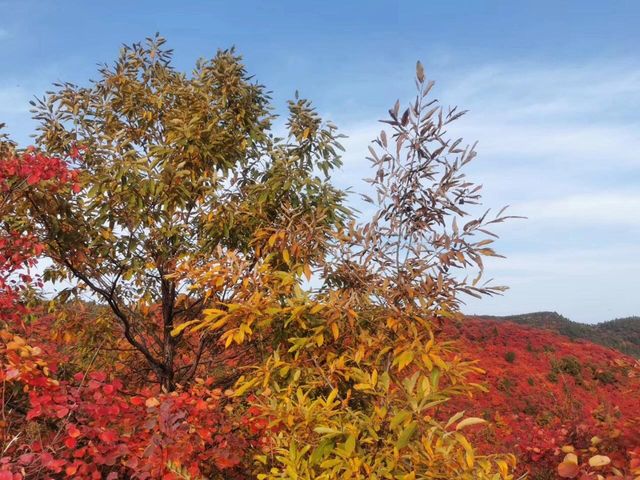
176,62,517,479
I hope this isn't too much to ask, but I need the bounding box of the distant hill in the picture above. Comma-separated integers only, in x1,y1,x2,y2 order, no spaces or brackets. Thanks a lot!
471,311,640,357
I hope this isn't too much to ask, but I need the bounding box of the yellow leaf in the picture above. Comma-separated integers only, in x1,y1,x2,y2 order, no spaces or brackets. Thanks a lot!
303,264,312,281
390,410,411,429
563,453,578,464
425,335,434,353
331,322,339,340
496,459,509,477
588,455,610,467
429,353,448,370
310,303,323,314
232,378,258,397
170,319,199,337
394,350,415,371
208,317,229,331
456,417,487,430
455,433,474,468
353,383,371,391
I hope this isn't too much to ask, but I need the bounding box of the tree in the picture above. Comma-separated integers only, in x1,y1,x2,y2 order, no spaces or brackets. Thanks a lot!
9,35,348,391
179,62,518,478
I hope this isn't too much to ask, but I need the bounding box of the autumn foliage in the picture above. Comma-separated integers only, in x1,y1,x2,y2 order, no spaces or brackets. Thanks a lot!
445,318,640,479
1,37,638,480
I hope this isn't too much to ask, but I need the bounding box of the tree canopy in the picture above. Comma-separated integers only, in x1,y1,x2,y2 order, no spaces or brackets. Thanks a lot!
9,35,348,391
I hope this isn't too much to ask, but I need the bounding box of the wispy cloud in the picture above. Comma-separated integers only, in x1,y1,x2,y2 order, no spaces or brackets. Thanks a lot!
462,244,640,322
0,85,31,115
515,192,640,227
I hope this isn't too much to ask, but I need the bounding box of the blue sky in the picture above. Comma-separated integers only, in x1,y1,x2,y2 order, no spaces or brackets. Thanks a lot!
1,1,639,322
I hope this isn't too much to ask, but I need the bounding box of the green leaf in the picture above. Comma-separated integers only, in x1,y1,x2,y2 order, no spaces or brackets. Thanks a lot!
393,350,415,371
309,438,334,465
343,434,356,456
396,421,418,449
390,410,411,430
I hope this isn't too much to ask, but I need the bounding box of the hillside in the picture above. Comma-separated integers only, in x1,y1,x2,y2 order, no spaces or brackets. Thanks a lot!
443,317,640,479
472,311,640,357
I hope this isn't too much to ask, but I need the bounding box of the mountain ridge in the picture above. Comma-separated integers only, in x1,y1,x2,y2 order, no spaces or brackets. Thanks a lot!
469,311,640,357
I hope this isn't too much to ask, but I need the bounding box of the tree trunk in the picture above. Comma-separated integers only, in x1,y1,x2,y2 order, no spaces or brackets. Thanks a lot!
160,276,177,391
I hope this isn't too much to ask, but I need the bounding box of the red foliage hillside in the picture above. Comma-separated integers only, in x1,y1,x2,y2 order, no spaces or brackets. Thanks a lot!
443,317,640,479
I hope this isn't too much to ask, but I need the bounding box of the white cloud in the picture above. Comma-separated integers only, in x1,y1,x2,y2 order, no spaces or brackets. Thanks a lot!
0,28,8,39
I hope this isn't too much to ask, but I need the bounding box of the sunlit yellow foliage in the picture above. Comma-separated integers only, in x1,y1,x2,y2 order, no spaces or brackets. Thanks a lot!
177,62,517,479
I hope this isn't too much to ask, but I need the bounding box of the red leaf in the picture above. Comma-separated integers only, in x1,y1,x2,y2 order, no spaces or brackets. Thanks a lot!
213,453,240,470
73,447,86,458
63,437,77,449
26,174,40,185
99,430,118,443
55,406,69,418
88,380,101,390
18,453,34,465
67,424,81,438
90,371,107,382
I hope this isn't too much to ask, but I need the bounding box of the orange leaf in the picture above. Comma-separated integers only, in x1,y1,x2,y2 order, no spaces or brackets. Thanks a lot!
557,461,579,478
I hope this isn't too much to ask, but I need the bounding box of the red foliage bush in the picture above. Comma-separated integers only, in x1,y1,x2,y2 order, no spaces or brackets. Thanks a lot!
443,318,640,478
2,353,260,479
0,150,265,479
